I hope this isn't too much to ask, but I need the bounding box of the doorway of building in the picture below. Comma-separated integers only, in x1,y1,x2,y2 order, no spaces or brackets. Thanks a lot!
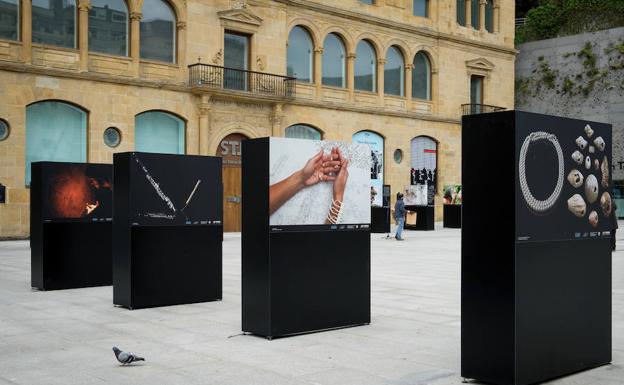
217,133,248,232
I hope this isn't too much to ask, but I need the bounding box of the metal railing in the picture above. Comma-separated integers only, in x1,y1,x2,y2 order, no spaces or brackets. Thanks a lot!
188,63,296,99
461,103,506,115
515,17,526,28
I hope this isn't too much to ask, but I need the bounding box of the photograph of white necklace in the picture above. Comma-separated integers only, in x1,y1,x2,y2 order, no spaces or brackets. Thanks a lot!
518,131,565,214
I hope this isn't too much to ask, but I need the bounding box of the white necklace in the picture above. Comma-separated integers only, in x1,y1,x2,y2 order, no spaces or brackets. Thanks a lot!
518,131,564,213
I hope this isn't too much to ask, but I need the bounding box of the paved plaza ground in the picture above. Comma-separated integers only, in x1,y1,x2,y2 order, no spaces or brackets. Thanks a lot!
0,224,623,385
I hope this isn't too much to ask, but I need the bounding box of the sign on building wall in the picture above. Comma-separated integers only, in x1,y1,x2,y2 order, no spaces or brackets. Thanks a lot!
352,131,384,206
217,133,247,167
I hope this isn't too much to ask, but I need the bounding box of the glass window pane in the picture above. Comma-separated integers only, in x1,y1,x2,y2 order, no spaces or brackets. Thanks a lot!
89,0,128,56
457,0,466,25
322,33,345,88
0,0,19,41
355,40,376,92
25,101,87,185
359,0,374,4
471,0,480,29
32,0,76,48
140,0,175,63
285,124,322,140
470,75,483,113
135,111,185,154
224,32,249,91
413,0,428,17
384,46,404,96
412,52,431,100
287,26,313,83
485,0,494,32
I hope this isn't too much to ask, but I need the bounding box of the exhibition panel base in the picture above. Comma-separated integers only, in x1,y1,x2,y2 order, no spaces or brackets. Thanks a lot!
112,152,223,310
242,138,371,339
461,111,612,385
30,162,113,291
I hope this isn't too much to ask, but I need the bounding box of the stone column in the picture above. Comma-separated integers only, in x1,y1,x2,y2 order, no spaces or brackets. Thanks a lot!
129,12,142,77
377,58,386,106
20,0,32,63
177,21,187,82
270,103,284,137
405,63,414,102
465,0,472,28
347,52,356,101
78,0,91,72
479,0,487,32
198,95,211,155
313,47,323,98
493,2,500,33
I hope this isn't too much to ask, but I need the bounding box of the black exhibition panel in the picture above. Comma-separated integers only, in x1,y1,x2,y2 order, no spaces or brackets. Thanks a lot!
371,206,391,233
442,204,461,228
404,205,435,230
242,138,371,339
30,162,112,290
461,110,612,385
112,152,223,310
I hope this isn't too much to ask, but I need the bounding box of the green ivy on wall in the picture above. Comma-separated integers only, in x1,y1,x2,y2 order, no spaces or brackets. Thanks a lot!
516,40,624,104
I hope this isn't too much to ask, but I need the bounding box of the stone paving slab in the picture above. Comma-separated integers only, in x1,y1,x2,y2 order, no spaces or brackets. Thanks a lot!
0,223,622,385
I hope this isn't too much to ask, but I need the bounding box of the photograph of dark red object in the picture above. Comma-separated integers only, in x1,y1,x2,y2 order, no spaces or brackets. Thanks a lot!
42,163,112,221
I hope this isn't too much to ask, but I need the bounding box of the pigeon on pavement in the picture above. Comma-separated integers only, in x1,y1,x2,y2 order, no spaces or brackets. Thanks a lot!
112,346,145,365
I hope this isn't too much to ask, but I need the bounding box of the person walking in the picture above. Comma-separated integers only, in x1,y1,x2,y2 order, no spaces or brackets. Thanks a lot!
613,199,619,251
394,192,406,241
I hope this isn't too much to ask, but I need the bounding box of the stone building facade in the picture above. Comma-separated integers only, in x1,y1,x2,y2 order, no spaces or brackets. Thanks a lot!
0,0,516,237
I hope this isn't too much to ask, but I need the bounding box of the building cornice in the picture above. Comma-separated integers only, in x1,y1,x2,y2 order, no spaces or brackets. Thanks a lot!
0,63,461,125
273,0,518,56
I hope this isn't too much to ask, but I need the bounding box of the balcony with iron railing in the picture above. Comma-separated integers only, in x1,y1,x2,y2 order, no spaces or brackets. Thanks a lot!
461,103,506,115
188,63,296,99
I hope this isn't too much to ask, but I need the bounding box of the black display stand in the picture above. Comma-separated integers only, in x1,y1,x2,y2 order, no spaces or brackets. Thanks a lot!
462,111,612,385
30,162,112,290
443,205,461,228
242,138,371,339
405,205,435,230
113,152,223,309
371,206,390,233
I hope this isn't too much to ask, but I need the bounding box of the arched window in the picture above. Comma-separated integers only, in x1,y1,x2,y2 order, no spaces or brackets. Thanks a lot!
285,124,322,140
89,0,128,56
287,26,313,83
412,52,431,100
384,46,404,96
456,0,466,26
25,101,87,185
352,131,384,206
322,33,346,88
135,111,185,154
140,0,176,63
410,136,438,194
355,40,376,92
0,0,19,41
485,0,494,32
413,0,429,17
32,0,76,48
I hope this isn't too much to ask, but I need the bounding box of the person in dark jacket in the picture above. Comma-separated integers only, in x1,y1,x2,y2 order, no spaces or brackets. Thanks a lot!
394,192,406,241
613,200,619,251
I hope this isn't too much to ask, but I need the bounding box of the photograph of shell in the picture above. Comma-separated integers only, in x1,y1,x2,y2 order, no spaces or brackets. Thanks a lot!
40,163,112,221
269,137,371,226
515,114,612,242
127,153,222,226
